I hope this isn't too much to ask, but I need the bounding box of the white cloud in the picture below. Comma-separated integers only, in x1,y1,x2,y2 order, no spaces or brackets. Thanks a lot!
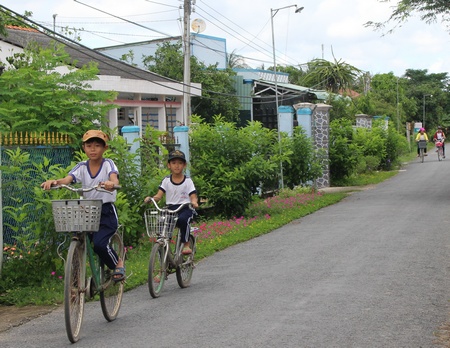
1,0,449,76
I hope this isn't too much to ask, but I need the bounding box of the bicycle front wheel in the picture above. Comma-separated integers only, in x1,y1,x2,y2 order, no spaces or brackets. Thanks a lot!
64,239,86,343
176,235,195,288
100,232,124,321
148,243,166,298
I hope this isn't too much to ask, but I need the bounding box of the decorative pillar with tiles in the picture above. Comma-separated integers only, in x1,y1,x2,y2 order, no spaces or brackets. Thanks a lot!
356,114,371,128
293,103,332,189
312,104,332,188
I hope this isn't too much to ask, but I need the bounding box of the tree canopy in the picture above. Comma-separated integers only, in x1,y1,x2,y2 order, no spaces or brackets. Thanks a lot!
299,57,362,94
142,41,240,124
0,42,117,138
366,0,450,34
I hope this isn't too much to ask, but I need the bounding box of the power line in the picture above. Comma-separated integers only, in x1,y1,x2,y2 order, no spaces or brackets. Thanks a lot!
0,4,324,103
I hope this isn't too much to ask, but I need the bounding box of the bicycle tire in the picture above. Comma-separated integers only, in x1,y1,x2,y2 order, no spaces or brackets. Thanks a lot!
64,239,85,343
100,232,124,321
438,147,443,161
176,235,195,288
420,148,424,163
148,243,166,298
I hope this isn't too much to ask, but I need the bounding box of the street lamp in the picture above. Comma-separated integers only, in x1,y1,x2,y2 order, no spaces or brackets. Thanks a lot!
422,94,432,128
271,4,303,189
396,77,399,132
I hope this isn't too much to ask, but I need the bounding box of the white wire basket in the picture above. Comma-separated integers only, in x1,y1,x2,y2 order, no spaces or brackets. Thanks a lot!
52,199,103,232
144,208,178,238
418,140,427,149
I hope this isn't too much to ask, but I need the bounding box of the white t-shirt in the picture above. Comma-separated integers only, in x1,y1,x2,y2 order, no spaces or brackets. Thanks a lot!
69,158,118,203
159,175,196,205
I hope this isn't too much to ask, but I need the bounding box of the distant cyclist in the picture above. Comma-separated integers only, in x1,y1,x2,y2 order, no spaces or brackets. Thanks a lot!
415,128,429,157
432,126,446,158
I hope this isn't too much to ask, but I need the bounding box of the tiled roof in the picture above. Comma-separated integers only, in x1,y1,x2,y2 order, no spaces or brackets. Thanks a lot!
1,26,175,83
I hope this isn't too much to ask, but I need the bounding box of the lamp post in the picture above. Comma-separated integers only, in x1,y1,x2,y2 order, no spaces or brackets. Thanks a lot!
396,77,399,132
52,14,57,34
422,94,432,128
271,4,303,189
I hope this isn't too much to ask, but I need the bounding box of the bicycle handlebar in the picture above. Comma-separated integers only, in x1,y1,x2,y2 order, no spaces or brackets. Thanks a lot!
145,197,195,213
50,183,121,195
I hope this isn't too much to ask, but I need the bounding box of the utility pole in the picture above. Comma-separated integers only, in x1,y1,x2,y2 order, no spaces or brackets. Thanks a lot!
182,0,192,125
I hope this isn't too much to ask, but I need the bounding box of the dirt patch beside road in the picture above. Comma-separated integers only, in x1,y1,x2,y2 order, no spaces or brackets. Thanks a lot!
0,305,57,333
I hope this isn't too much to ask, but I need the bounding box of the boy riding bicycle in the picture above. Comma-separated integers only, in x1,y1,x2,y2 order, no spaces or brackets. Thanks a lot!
144,150,199,255
41,130,125,282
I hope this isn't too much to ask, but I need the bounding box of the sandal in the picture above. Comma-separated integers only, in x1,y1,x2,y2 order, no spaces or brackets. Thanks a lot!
112,266,126,282
182,246,192,255
153,274,161,283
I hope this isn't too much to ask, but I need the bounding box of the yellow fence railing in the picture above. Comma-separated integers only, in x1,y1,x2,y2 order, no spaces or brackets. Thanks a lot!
0,132,73,146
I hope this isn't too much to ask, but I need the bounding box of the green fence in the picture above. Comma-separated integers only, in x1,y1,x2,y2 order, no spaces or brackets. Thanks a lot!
1,132,73,245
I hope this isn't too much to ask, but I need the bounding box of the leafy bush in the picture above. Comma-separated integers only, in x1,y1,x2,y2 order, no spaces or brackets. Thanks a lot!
329,118,360,181
190,116,280,218
330,118,409,181
283,126,324,189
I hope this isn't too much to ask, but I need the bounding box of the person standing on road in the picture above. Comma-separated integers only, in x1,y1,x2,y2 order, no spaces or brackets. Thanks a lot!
432,126,446,158
415,127,429,157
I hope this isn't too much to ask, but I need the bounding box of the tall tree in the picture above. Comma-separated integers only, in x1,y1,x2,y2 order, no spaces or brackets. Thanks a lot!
402,69,450,128
0,42,117,136
227,49,249,69
143,41,240,124
366,0,450,34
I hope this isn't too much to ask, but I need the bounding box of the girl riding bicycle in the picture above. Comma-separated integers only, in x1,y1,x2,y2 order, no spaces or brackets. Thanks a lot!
433,126,446,158
415,128,429,157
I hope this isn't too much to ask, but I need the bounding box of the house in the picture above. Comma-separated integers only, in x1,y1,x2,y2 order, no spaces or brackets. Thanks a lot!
0,26,202,136
96,33,228,70
97,33,328,130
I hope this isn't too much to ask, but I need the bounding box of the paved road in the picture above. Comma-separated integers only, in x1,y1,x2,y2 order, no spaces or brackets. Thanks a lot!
2,153,450,347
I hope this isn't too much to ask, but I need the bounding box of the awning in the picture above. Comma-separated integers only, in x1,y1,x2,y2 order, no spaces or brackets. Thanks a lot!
254,79,330,101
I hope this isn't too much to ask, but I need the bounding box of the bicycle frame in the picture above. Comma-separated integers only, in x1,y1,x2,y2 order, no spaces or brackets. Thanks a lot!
57,230,104,293
435,141,444,161
418,140,427,163
145,198,197,298
157,228,184,270
50,184,124,343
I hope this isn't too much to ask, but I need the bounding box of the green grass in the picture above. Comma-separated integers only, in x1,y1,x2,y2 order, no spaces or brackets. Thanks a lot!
332,171,398,186
0,170,396,307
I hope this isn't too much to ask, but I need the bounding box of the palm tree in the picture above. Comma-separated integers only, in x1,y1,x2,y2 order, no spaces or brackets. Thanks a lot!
300,50,361,93
227,49,249,69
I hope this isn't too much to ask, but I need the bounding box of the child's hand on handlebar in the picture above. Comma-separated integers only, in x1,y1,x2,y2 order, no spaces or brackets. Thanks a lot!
41,180,58,190
100,181,116,191
144,196,157,204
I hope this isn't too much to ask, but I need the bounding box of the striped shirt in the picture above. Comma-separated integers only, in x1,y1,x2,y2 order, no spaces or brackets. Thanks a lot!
69,158,118,203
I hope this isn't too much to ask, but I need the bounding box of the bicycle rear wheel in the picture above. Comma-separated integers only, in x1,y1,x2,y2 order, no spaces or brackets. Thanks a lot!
176,235,195,288
64,239,85,343
100,232,124,321
148,243,166,298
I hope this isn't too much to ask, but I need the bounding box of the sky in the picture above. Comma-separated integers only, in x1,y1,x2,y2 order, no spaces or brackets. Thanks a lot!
1,0,449,77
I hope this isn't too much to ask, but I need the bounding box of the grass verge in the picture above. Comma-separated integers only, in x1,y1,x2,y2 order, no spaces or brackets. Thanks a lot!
1,171,397,306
